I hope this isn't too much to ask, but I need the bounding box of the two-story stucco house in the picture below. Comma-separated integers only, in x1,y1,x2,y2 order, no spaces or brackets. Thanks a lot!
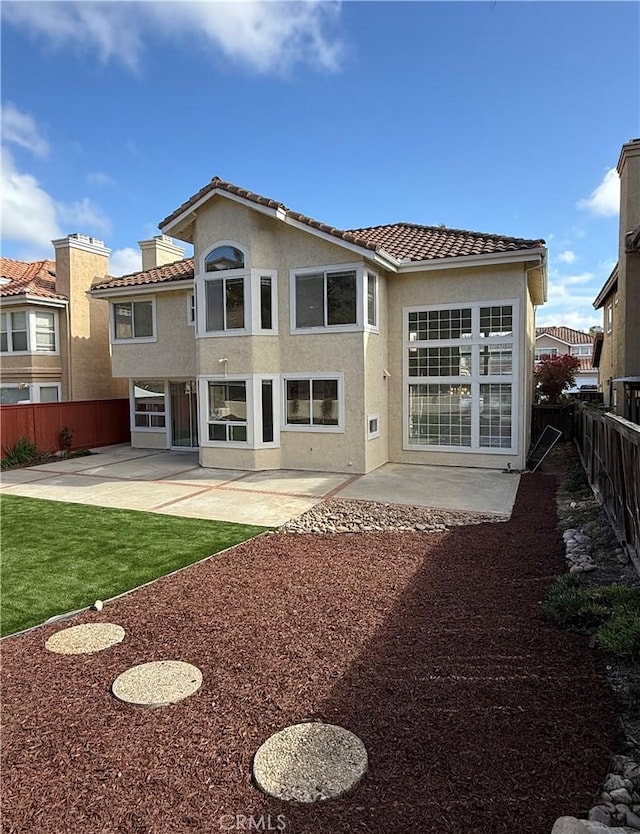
90,179,547,474
535,326,598,391
593,138,640,424
1,234,126,404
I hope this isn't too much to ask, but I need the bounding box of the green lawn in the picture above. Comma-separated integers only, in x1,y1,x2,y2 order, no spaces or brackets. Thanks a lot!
1,495,267,637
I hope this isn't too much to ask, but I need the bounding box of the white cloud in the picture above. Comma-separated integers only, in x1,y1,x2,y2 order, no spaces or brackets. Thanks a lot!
557,250,576,264
1,102,50,157
537,309,601,331
109,247,142,277
539,268,602,331
3,1,344,75
87,171,116,188
578,168,620,217
1,148,61,252
2,2,142,71
58,197,112,236
1,149,111,254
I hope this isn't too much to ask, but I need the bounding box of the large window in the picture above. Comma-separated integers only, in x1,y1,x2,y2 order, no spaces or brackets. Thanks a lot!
293,269,358,329
205,277,245,331
198,243,276,336
1,311,28,352
570,345,591,357
35,312,56,351
0,383,61,404
1,309,58,354
132,381,166,428
207,381,247,442
113,299,155,341
405,301,517,452
283,375,343,431
290,264,380,333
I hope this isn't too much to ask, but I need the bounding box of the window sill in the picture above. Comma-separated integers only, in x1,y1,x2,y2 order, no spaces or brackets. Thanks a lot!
282,424,344,434
291,324,363,335
403,442,516,454
113,336,157,345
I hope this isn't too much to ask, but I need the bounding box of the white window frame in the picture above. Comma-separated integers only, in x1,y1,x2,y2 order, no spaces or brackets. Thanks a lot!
0,308,60,355
195,241,278,338
281,372,345,434
368,414,380,440
0,382,62,404
290,262,373,335
570,345,591,357
250,270,278,334
606,303,613,334
535,347,559,360
129,379,168,433
403,299,519,455
366,270,379,331
111,297,157,344
187,292,196,326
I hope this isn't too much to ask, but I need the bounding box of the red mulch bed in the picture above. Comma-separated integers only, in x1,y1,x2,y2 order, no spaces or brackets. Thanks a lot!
1,475,619,834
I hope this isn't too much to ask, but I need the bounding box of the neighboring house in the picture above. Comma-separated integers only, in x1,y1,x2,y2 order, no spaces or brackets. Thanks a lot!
593,138,640,424
1,234,127,404
90,179,547,474
534,326,598,391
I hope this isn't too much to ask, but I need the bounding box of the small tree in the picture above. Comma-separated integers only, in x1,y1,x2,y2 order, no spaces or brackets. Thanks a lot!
534,354,581,403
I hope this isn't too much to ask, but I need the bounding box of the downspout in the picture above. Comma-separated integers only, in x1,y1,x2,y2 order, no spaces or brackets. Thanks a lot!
65,302,73,400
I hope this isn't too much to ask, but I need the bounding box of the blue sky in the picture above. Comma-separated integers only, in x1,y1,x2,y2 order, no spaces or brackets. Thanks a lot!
2,1,638,330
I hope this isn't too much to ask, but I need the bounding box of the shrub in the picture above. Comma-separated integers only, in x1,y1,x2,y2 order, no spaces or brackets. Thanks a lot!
1,437,39,469
542,576,640,633
597,604,640,661
59,425,73,452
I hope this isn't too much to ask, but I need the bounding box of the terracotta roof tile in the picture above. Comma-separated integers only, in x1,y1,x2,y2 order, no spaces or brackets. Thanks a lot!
0,258,66,301
346,222,544,261
535,326,593,345
91,258,194,291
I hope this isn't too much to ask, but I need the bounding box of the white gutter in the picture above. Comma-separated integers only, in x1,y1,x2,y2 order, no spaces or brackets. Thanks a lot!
397,247,547,273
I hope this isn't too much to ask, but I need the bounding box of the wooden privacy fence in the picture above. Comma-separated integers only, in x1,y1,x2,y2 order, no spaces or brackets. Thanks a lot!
574,403,640,567
0,398,130,457
532,403,576,444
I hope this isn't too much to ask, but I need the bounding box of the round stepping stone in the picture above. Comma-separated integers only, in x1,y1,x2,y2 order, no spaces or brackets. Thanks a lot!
111,661,202,706
252,722,368,802
45,623,125,655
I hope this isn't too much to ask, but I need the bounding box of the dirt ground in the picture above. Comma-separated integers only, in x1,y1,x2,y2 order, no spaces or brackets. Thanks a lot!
1,474,620,834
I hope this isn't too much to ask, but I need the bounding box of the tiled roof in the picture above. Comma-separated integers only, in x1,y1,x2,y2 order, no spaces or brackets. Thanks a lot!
0,258,66,301
535,326,593,345
576,357,595,371
346,223,545,261
160,177,544,263
91,258,195,291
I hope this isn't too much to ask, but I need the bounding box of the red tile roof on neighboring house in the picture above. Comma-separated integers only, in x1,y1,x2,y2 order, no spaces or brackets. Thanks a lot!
91,258,194,291
0,258,66,301
535,326,593,345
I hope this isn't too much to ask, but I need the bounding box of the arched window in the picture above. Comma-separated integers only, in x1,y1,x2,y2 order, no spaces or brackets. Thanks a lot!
205,245,245,272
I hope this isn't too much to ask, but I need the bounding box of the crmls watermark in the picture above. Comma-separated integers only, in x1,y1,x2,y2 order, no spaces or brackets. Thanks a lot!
218,813,287,831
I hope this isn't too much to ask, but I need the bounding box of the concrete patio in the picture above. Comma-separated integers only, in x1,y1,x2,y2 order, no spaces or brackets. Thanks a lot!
0,445,520,526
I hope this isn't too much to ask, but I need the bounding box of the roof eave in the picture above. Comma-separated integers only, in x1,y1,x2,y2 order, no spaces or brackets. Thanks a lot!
90,278,194,298
0,293,68,308
593,266,619,309
396,247,547,274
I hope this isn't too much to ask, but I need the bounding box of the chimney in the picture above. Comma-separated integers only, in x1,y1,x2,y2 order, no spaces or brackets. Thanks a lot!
52,234,113,401
138,235,184,271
